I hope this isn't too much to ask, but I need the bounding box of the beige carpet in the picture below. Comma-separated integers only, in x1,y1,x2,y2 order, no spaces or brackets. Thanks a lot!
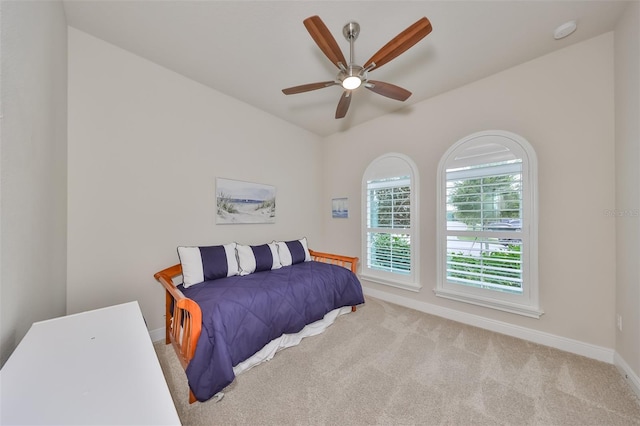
154,297,640,425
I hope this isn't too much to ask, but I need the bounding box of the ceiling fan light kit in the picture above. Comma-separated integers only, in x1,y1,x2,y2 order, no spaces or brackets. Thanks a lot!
282,15,433,119
342,75,362,90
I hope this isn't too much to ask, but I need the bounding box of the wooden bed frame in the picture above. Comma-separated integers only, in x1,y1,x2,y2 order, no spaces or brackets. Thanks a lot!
153,249,359,403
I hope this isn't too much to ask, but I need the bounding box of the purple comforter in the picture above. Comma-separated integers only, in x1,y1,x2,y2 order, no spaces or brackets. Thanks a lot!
180,260,364,401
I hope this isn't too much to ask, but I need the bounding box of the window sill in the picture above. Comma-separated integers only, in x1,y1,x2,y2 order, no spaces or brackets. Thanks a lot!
434,287,544,319
360,273,422,293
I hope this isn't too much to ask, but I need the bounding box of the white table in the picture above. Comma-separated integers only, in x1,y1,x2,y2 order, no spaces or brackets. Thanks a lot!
0,301,181,425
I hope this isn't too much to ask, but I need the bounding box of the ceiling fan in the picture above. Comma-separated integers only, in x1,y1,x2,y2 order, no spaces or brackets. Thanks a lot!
282,15,433,119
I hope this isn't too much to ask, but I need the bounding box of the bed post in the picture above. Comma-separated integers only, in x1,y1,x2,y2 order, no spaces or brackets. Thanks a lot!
165,290,172,344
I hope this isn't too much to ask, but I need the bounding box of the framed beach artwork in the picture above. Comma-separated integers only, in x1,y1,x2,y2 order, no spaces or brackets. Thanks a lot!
332,197,349,219
216,178,276,224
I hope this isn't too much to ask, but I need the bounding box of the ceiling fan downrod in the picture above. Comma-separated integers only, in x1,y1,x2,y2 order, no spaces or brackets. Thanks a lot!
342,22,359,65
339,21,365,90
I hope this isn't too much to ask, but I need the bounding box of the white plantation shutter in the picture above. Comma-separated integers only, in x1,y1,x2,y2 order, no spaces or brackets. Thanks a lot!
436,131,542,318
362,154,420,291
445,161,523,293
366,178,411,274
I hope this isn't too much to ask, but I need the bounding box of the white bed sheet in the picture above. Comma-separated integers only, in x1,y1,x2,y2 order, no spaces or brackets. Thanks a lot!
232,306,353,376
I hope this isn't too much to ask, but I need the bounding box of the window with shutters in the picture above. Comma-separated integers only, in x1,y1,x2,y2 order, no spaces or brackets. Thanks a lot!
436,131,542,318
362,153,420,291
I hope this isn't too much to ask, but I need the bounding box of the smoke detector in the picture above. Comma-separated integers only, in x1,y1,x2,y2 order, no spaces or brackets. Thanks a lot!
554,20,577,40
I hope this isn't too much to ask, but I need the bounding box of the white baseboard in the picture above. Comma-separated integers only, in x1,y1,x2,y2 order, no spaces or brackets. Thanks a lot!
362,287,615,363
149,327,165,343
148,289,640,401
614,352,640,400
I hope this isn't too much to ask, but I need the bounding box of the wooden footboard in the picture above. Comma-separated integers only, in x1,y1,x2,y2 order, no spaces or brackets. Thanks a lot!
153,249,358,403
309,250,358,274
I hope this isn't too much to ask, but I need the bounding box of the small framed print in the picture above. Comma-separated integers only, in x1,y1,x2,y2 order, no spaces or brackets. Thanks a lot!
332,197,349,219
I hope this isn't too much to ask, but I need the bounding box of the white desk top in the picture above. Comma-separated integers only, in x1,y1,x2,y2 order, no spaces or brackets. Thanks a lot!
0,301,181,425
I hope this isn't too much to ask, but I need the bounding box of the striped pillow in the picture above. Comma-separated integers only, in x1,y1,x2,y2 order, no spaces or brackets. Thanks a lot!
276,237,311,267
237,243,281,276
177,243,239,288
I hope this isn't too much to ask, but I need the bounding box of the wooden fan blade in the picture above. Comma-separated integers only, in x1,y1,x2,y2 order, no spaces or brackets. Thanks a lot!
282,81,338,95
303,16,347,69
335,91,352,119
366,80,412,101
364,17,432,71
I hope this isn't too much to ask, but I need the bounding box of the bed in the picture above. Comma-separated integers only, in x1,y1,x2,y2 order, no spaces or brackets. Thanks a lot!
154,242,364,403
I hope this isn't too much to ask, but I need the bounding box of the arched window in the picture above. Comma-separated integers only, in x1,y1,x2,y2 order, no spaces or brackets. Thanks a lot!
436,131,542,318
362,153,420,291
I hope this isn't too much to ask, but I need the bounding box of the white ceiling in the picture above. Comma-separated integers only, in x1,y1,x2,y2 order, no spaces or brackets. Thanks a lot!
62,1,629,137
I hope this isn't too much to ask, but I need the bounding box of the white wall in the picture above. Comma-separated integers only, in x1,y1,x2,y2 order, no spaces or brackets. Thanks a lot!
1,1,633,389
614,1,640,382
67,28,324,332
321,34,616,350
0,0,68,366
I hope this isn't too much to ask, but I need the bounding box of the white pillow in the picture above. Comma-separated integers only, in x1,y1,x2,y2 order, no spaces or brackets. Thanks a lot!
276,237,311,267
177,242,239,288
237,243,281,276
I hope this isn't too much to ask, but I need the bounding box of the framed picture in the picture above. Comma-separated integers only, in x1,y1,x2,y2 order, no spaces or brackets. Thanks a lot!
332,197,349,218
216,178,276,224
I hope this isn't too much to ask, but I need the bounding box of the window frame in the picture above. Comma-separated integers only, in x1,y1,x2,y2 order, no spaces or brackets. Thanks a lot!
361,153,421,292
435,130,543,318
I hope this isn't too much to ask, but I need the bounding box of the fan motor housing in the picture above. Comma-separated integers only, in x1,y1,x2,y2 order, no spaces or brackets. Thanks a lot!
338,65,366,89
